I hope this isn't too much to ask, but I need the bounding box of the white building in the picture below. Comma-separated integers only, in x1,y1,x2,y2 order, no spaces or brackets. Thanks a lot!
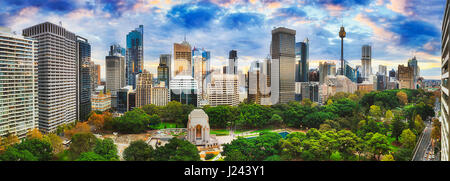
0,27,38,138
151,85,168,106
23,22,77,133
186,109,218,148
207,74,239,106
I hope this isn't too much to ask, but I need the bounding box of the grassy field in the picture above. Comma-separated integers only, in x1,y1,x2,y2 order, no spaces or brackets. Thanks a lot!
210,129,230,136
150,122,184,130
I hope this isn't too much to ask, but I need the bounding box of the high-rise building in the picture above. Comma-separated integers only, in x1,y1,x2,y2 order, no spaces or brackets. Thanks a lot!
397,64,414,89
126,25,144,89
76,36,91,121
270,27,296,104
169,76,198,107
158,54,171,88
228,50,238,75
319,61,336,84
378,65,387,76
90,62,101,93
248,60,271,105
136,70,153,107
117,86,134,113
408,56,420,89
23,22,77,133
106,45,126,94
174,39,192,77
207,74,239,106
295,39,309,82
192,47,211,102
361,45,372,80
440,0,449,161
0,28,38,138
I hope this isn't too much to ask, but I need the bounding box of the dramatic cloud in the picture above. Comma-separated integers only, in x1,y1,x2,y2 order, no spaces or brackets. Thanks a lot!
0,0,446,79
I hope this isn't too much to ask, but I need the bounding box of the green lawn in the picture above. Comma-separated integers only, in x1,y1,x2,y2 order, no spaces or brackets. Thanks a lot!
210,129,230,136
150,122,183,130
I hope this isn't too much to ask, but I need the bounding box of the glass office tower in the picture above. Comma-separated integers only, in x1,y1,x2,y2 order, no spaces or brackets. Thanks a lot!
126,25,144,89
76,36,91,121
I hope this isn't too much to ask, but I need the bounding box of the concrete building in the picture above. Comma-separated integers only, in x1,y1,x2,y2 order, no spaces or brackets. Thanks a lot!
126,25,144,89
117,86,134,113
151,83,168,106
378,65,387,76
319,61,336,84
408,56,420,89
397,64,414,89
441,0,450,161
361,45,372,81
106,45,126,94
136,70,153,107
90,62,100,93
248,60,271,105
357,83,374,92
0,28,38,138
207,74,239,106
299,82,321,103
270,27,296,104
169,76,198,107
23,22,77,133
91,92,111,112
192,47,211,102
173,39,192,77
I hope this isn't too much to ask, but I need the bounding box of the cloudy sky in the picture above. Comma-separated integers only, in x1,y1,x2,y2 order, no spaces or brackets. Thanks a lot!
0,0,446,79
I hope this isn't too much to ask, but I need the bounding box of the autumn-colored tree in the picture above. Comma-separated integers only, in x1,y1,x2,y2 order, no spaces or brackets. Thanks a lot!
369,105,382,121
26,128,43,140
414,114,425,134
431,117,441,141
397,91,408,105
385,110,394,124
64,122,91,139
326,99,333,105
88,112,105,130
381,154,395,161
43,133,64,153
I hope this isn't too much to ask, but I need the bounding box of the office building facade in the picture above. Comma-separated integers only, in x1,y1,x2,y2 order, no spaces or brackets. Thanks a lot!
270,27,296,104
295,39,309,82
207,74,239,106
158,54,171,88
106,45,126,94
76,36,91,121
169,76,198,107
441,0,450,161
23,22,77,133
361,45,372,81
228,50,238,75
126,25,144,89
136,71,153,107
0,28,38,138
174,40,192,77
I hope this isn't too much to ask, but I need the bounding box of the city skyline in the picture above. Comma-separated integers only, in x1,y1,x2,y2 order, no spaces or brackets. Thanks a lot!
0,0,446,80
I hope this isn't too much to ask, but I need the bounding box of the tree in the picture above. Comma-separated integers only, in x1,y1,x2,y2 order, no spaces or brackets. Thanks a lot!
381,154,395,161
123,140,154,161
112,108,151,133
149,114,161,126
94,138,119,161
399,129,416,149
431,118,441,141
13,138,53,161
64,122,91,139
385,110,394,124
0,147,37,161
369,105,382,121
414,114,425,134
391,115,406,140
69,133,98,159
330,151,343,161
224,149,248,161
397,91,408,105
26,128,43,140
153,138,200,161
269,114,283,126
264,155,282,161
141,104,160,116
88,112,105,130
366,133,390,160
76,152,107,161
204,105,236,128
43,133,64,154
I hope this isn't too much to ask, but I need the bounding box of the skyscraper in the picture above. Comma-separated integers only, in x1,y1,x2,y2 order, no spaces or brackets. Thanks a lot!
76,36,91,121
126,25,144,89
228,50,238,75
192,47,210,102
248,60,271,105
361,45,372,80
136,70,153,107
0,28,38,138
90,62,101,92
378,65,387,76
295,39,309,82
270,27,296,104
408,56,420,89
169,76,198,107
23,22,77,133
174,39,192,77
440,0,449,161
207,74,239,106
106,45,126,94
158,54,171,88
